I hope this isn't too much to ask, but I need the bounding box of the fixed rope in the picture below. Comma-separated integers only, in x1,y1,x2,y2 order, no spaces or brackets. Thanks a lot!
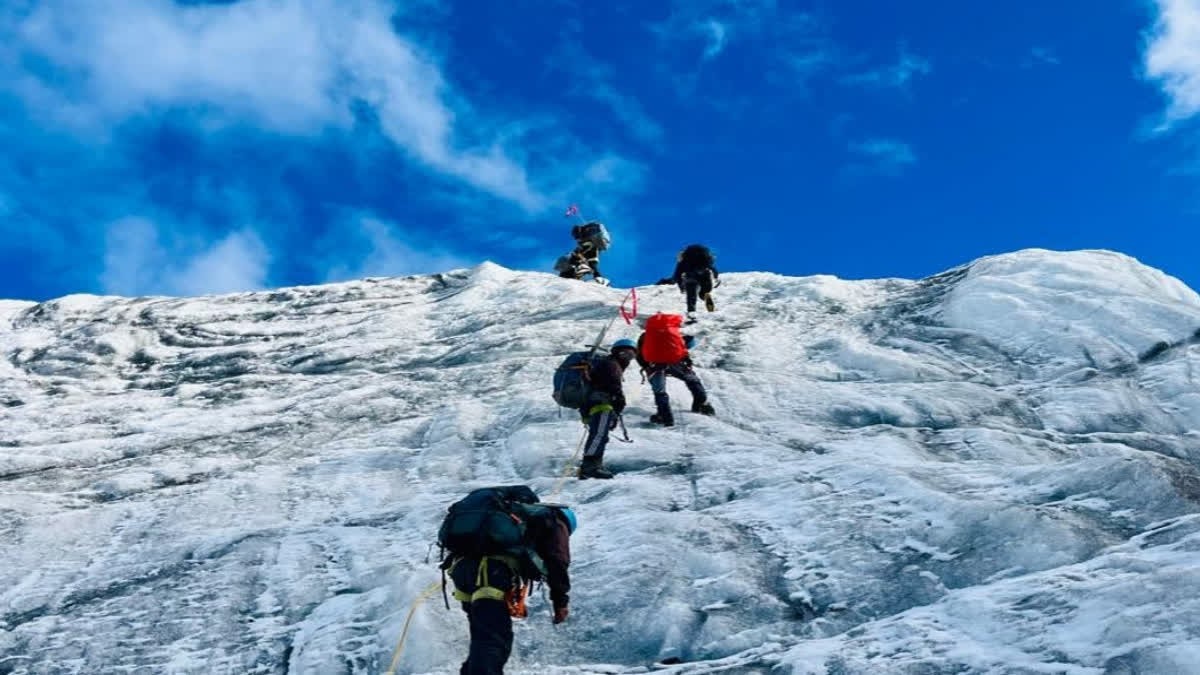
550,426,589,500
383,579,442,675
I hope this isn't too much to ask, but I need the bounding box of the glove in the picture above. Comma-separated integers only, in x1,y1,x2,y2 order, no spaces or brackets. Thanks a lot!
594,276,611,287
608,415,619,430
553,605,569,624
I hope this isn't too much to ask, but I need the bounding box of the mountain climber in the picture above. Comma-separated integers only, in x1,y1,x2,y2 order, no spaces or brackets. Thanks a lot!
578,338,638,479
441,486,576,675
672,244,719,319
555,222,611,286
637,313,715,426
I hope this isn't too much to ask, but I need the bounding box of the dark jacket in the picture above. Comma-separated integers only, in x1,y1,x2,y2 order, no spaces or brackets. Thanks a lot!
531,514,572,610
586,356,627,413
570,241,601,278
450,508,572,611
672,259,718,284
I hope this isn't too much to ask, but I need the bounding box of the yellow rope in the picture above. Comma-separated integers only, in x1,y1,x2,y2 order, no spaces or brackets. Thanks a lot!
383,579,442,675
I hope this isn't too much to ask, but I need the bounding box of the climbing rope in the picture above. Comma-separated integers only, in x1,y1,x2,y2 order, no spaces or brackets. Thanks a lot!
383,579,442,675
550,425,589,500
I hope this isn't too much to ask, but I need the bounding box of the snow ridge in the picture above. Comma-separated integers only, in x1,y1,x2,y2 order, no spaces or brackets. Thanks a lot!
1,250,1199,674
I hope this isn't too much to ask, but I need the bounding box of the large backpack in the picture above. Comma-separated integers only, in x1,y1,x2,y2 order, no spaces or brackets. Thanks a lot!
438,485,540,559
552,351,602,408
553,255,574,275
571,222,611,251
680,244,714,269
641,313,687,365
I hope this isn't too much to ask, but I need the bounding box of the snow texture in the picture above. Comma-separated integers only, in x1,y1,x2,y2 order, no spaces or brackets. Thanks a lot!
2,248,1200,674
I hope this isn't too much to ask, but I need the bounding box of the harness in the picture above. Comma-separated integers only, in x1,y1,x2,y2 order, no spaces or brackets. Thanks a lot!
449,555,520,603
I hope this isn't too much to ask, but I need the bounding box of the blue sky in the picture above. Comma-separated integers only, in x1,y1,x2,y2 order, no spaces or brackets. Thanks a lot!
0,0,1198,301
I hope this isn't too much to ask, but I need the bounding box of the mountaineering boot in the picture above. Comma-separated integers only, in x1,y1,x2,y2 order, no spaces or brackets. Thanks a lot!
703,293,716,312
652,391,675,426
691,400,716,416
685,311,697,325
578,457,614,480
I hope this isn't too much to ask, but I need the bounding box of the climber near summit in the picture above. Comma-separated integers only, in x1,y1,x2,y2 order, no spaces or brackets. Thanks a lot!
555,221,612,286
670,244,719,321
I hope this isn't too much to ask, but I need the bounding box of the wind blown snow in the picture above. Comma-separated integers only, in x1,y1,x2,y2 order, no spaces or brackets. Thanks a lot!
2,249,1200,674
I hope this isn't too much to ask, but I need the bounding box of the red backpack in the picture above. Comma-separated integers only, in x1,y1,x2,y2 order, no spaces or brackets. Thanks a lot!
641,313,688,364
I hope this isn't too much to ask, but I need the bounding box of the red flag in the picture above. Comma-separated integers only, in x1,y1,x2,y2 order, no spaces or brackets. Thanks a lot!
564,204,579,218
620,288,638,324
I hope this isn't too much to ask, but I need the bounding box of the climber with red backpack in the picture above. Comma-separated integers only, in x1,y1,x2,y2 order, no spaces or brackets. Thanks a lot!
637,313,715,427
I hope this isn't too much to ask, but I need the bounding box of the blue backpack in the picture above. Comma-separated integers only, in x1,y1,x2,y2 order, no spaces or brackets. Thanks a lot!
552,351,602,408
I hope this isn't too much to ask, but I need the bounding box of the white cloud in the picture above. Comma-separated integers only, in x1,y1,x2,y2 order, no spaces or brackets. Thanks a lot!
320,215,475,282
843,48,931,92
651,1,834,97
582,154,649,189
101,217,270,297
0,0,632,212
701,19,729,61
1029,47,1061,67
552,41,664,147
101,217,165,298
171,230,271,297
1144,0,1200,128
780,48,839,89
848,139,917,176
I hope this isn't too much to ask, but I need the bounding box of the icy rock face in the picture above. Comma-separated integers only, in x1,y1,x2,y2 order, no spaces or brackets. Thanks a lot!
1,250,1199,675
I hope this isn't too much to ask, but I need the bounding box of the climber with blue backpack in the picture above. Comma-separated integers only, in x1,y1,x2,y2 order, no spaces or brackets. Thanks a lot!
438,485,576,675
576,338,638,478
554,221,612,286
551,338,637,479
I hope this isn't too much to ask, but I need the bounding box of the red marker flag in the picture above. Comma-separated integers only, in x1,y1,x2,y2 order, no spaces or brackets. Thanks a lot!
620,288,638,325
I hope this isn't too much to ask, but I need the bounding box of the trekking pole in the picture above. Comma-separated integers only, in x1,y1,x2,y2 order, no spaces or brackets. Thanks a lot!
384,579,442,675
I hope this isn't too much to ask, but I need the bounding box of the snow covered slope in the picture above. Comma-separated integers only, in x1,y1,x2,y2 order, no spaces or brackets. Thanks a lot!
2,249,1200,674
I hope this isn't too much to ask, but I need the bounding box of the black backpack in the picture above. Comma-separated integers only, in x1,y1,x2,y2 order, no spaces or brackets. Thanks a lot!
436,486,554,606
571,222,612,251
680,244,714,269
552,351,602,409
438,485,541,559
